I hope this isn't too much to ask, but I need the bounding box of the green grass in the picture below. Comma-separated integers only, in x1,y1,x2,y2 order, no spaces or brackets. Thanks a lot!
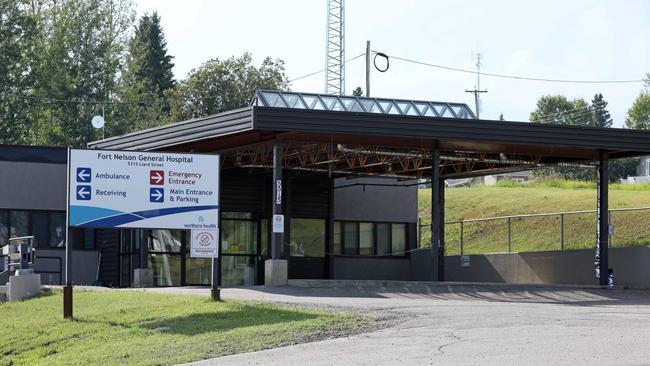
0,290,369,366
492,178,650,191
419,181,650,255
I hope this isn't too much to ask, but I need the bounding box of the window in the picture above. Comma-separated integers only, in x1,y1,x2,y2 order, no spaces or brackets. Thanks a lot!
391,224,406,255
376,223,391,255
334,221,408,257
222,220,257,254
290,218,325,257
148,230,185,287
343,222,358,255
10,211,28,238
333,221,342,255
359,223,374,255
31,212,49,248
0,210,66,248
0,211,8,245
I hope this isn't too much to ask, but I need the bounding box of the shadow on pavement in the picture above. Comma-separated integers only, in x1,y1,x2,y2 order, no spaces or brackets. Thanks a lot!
243,283,650,307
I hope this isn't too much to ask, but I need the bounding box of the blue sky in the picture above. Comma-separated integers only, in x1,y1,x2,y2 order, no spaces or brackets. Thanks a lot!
135,0,650,127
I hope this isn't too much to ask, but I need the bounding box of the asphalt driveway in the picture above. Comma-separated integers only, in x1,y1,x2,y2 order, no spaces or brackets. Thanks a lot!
146,281,650,366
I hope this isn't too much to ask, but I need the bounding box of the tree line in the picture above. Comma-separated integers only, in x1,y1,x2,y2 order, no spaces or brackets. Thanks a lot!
0,0,288,147
1,0,649,181
527,81,650,181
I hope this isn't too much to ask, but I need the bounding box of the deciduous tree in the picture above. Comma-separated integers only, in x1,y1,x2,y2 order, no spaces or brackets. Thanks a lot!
167,53,288,121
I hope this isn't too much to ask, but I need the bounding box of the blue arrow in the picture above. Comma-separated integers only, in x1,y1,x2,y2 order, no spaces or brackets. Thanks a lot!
149,188,164,203
76,185,91,200
77,167,92,182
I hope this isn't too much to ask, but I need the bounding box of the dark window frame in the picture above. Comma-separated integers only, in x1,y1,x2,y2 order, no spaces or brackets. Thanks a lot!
333,220,408,258
220,211,261,256
0,209,68,249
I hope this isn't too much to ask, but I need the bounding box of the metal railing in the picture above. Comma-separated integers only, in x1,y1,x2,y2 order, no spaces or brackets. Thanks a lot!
418,206,650,256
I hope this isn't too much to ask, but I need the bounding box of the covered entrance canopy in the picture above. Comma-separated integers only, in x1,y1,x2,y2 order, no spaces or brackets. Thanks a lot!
90,90,650,286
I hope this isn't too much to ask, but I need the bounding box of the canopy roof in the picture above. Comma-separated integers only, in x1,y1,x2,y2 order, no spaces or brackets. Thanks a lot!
89,90,650,179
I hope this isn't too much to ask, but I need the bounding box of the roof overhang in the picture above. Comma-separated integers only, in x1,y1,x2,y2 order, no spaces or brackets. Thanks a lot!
88,104,650,179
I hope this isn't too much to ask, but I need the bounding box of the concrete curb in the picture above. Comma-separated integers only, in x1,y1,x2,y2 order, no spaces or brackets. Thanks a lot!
287,279,625,290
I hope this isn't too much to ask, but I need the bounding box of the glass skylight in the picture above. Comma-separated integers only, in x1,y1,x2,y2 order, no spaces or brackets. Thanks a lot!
251,90,476,119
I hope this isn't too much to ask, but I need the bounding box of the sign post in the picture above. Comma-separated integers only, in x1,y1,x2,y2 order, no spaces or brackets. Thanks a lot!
65,149,220,318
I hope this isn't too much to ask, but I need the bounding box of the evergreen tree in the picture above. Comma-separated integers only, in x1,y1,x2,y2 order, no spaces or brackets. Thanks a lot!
591,93,612,128
117,11,175,132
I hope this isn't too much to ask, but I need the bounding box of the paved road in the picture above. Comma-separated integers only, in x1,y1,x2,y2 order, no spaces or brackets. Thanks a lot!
148,283,650,366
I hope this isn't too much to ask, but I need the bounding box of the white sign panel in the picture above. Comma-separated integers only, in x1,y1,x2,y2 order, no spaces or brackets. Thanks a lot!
460,255,471,267
68,149,219,230
272,214,284,233
190,229,219,258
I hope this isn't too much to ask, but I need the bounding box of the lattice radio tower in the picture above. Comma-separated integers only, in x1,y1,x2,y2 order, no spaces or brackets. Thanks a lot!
325,0,345,95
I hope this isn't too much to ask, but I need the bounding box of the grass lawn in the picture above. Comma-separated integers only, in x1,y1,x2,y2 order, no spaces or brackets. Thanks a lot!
419,182,650,255
0,290,370,365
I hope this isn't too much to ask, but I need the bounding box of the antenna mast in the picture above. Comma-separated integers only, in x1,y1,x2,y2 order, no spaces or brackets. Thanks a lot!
325,0,345,95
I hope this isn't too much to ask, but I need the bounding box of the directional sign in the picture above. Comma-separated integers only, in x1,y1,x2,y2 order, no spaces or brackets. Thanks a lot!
149,170,164,185
76,185,91,200
76,167,92,183
149,188,164,203
68,149,219,230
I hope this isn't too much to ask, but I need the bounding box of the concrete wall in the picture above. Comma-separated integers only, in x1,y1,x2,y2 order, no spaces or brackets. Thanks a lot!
333,177,417,223
332,256,411,281
409,248,435,281
0,161,66,210
444,246,650,288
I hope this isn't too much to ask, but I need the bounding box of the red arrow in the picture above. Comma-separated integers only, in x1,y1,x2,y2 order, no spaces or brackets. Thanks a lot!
152,171,163,183
150,170,164,185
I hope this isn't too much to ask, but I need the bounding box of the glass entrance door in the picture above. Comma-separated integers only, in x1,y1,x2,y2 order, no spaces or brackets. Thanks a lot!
288,218,327,279
148,230,184,286
220,212,259,286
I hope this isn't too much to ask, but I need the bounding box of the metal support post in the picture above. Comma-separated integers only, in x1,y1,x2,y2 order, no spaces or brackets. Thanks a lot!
211,257,220,301
438,178,445,281
431,146,441,281
272,142,283,260
507,217,512,252
596,155,610,286
64,148,73,319
560,213,564,250
460,221,464,256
